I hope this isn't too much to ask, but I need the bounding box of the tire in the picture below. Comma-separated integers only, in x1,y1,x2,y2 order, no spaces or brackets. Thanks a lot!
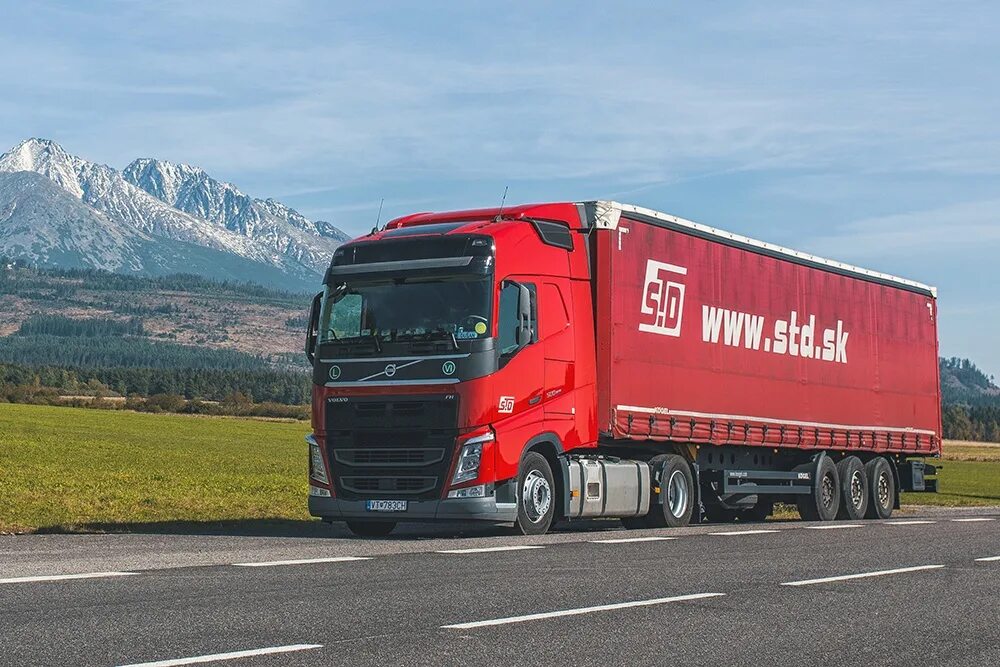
345,520,396,537
836,457,869,520
864,457,895,520
515,452,556,535
647,454,695,528
796,455,840,522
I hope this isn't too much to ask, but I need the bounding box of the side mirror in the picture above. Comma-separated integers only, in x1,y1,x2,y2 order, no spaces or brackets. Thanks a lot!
516,283,533,347
305,291,322,365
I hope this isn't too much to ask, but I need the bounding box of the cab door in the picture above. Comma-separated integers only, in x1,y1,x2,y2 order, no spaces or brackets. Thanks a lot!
491,278,545,476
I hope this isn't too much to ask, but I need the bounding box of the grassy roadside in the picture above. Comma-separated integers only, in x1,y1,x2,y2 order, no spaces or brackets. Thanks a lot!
0,403,310,534
901,440,1000,507
1,405,997,533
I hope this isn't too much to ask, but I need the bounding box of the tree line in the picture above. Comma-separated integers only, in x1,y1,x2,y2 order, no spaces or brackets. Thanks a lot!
0,362,309,405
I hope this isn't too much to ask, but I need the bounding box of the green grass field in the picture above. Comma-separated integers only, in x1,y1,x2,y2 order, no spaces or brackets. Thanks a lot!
0,404,997,533
0,403,310,534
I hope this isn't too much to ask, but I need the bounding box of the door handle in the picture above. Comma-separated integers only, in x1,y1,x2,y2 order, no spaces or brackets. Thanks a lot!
528,394,542,406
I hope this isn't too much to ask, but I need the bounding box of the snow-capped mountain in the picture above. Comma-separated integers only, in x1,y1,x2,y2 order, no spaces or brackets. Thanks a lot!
123,157,348,272
0,138,349,289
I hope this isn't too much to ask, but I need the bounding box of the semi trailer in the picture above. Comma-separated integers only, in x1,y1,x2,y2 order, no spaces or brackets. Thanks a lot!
305,201,941,537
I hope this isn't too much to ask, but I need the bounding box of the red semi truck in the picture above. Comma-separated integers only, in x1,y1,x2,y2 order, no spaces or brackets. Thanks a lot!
305,201,941,536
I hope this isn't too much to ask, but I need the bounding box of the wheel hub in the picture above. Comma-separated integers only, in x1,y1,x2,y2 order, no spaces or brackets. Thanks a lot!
667,469,688,518
522,471,551,523
821,474,835,508
850,470,864,508
877,472,890,508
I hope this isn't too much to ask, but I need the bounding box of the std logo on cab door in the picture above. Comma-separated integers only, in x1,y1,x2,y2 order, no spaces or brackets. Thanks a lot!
639,259,687,337
497,396,515,413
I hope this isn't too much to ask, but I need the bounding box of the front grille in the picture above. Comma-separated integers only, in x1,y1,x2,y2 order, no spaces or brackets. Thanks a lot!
341,476,437,494
334,448,445,467
325,394,459,500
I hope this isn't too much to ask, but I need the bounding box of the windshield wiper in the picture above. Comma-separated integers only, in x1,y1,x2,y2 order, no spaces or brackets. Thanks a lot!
396,328,459,351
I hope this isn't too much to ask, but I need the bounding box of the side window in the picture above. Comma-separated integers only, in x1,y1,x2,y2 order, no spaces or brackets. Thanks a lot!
497,281,538,358
497,283,519,355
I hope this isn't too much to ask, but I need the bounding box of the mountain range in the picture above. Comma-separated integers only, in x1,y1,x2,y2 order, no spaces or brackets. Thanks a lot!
0,139,348,290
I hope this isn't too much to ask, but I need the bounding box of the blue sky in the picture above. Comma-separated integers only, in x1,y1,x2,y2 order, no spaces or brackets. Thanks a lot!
1,1,998,377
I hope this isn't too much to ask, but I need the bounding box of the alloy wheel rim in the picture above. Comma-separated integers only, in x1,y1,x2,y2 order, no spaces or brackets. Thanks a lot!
821,473,835,509
522,470,551,523
667,469,688,518
851,470,865,508
877,471,890,508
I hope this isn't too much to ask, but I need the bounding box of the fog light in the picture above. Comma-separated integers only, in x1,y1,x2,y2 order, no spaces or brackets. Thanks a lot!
448,484,487,499
309,485,331,497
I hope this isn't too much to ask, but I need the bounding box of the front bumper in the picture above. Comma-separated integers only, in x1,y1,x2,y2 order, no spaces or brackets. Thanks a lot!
308,494,518,523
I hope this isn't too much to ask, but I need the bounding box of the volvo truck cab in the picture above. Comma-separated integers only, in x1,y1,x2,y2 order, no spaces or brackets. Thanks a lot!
305,204,598,536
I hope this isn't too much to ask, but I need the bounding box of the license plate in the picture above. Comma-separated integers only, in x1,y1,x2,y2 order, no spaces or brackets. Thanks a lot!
365,500,408,512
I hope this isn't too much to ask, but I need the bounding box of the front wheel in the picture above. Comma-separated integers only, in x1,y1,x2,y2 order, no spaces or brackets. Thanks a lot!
515,452,556,535
345,520,396,537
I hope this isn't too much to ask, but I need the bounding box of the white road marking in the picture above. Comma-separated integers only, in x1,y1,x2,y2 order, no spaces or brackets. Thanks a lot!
590,536,676,544
782,564,944,587
886,520,936,525
975,556,1000,562
0,571,138,585
233,556,369,568
116,644,323,666
950,517,995,523
709,529,778,536
807,524,863,530
441,592,725,629
437,545,544,554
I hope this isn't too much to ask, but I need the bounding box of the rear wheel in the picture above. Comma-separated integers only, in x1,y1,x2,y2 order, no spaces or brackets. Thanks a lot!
345,520,396,537
796,456,840,521
514,452,556,535
646,454,694,528
864,457,895,520
836,457,869,520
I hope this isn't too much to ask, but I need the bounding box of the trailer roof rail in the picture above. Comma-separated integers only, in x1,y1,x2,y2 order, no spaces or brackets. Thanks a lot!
582,200,937,298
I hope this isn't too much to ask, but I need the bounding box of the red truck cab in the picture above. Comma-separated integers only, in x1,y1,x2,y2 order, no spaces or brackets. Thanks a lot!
305,203,598,535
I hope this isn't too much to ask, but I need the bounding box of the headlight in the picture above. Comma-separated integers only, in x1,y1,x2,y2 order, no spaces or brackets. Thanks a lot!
451,430,494,485
307,434,329,485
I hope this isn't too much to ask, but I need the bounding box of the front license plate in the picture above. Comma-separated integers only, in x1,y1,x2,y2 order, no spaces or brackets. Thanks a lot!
365,500,408,512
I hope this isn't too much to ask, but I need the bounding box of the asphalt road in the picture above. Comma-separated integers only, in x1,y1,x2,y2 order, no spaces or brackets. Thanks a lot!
1,506,998,667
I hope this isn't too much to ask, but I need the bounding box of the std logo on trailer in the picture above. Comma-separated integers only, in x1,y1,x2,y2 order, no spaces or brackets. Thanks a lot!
639,259,687,337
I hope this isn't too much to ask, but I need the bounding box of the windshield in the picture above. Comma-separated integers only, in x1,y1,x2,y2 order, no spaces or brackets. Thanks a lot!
319,277,492,344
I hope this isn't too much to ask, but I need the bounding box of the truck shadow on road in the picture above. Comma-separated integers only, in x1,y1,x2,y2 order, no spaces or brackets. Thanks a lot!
33,518,524,540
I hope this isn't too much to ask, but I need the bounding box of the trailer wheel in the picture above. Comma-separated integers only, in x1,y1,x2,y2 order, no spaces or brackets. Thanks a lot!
514,452,556,535
647,454,694,528
345,520,396,537
864,457,895,520
836,457,869,520
796,456,840,522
